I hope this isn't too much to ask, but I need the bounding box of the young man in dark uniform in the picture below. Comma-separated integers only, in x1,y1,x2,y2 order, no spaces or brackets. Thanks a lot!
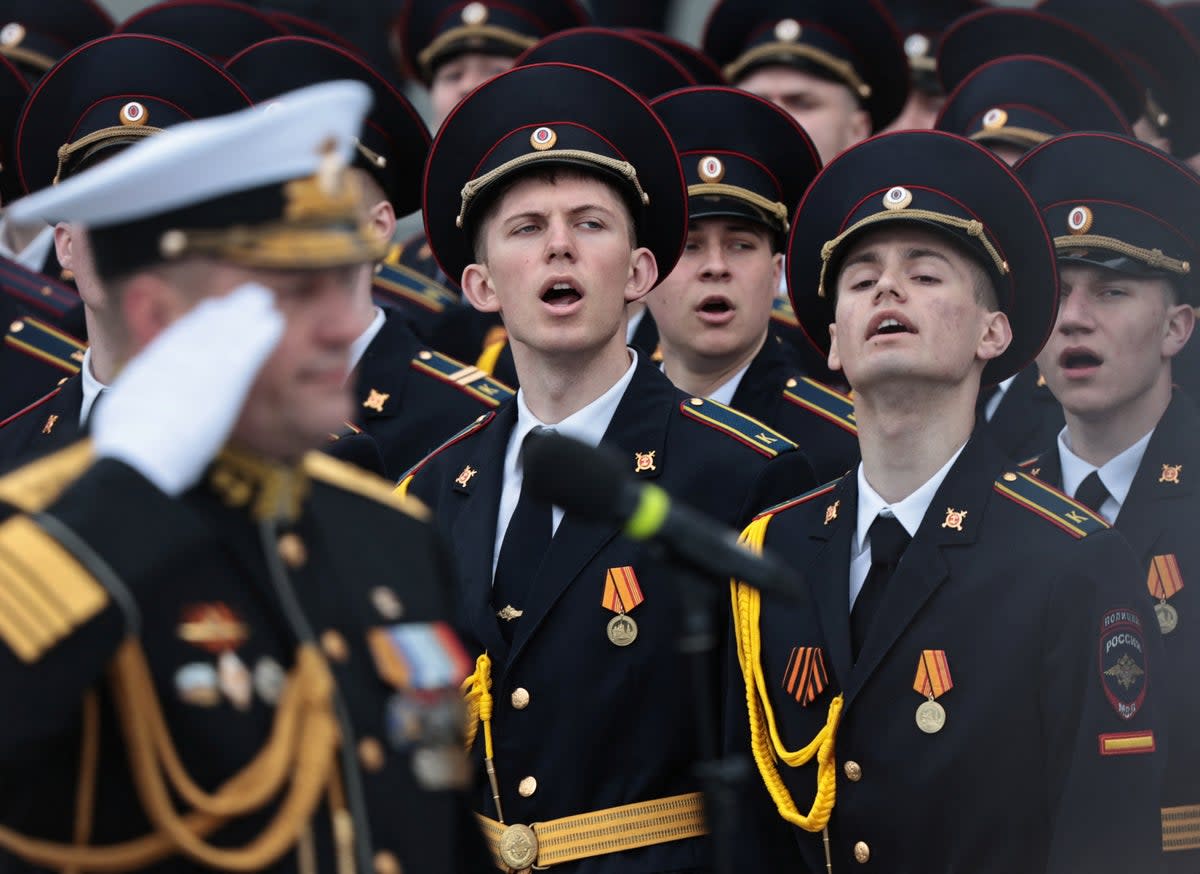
399,63,815,872
728,130,1165,872
1017,131,1200,871
0,82,488,873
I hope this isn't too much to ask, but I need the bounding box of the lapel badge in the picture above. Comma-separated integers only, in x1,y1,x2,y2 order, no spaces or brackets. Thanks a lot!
634,451,656,473
824,500,840,525
41,414,58,435
497,604,524,622
1159,463,1183,484
941,507,967,532
363,388,390,413
454,465,478,488
1036,372,1047,388
177,603,249,653
783,646,828,706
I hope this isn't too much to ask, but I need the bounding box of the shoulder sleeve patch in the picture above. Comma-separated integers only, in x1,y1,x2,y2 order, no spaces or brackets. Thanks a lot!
782,377,856,435
396,411,496,494
304,451,431,521
410,349,514,407
754,479,842,521
993,471,1108,538
679,397,796,457
0,440,93,512
5,317,85,374
372,261,458,315
770,295,800,328
0,259,81,319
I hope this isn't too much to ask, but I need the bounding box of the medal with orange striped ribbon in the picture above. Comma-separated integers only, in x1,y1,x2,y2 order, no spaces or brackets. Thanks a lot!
913,650,953,734
602,566,645,646
782,646,828,706
1147,554,1184,634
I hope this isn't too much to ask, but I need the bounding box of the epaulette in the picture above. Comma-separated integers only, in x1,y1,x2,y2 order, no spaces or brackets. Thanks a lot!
770,295,800,327
782,377,856,435
993,471,1108,539
679,397,796,458
5,317,85,374
754,479,841,521
303,451,430,522
372,260,457,315
0,440,92,512
1018,455,1041,469
0,258,80,320
396,411,496,492
410,348,514,407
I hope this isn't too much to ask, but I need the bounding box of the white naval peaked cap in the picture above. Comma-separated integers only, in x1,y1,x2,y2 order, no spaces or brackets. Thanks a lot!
7,79,373,227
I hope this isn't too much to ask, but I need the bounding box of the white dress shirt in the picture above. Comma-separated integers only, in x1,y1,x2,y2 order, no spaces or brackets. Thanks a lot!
492,350,639,578
348,306,386,374
983,374,1017,422
1056,426,1154,524
0,220,55,273
78,347,109,426
849,441,968,609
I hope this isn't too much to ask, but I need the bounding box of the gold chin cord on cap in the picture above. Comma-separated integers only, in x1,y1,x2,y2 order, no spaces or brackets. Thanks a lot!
1054,235,1191,275
687,183,790,232
455,149,651,229
817,210,1010,298
54,126,163,185
724,43,872,100
416,25,536,79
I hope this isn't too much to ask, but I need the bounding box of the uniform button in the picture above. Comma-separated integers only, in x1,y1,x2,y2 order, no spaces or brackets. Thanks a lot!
370,586,404,620
786,378,798,388
854,841,870,864
277,533,307,569
358,737,386,773
843,760,862,782
373,850,402,874
511,688,530,710
1003,472,1018,482
518,776,537,797
321,629,349,663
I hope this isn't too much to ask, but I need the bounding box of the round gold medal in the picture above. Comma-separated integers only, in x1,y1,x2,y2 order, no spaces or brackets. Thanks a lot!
915,699,946,734
606,613,638,646
1155,601,1179,635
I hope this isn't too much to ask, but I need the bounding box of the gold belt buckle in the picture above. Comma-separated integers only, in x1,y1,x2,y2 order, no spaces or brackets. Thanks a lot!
499,823,538,871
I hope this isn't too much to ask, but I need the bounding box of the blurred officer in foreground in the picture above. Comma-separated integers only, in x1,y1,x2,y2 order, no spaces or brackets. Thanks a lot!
647,85,858,482
0,81,488,873
1018,132,1200,872
399,62,815,872
729,130,1165,872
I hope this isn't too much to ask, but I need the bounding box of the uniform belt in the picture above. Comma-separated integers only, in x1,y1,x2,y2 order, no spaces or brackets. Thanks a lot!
1163,803,1200,852
476,791,707,871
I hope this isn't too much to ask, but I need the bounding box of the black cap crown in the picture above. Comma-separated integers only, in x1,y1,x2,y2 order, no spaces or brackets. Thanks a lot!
117,0,287,64
0,0,112,80
515,27,695,98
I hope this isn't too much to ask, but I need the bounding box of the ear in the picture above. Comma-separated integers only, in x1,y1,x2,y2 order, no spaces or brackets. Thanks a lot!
53,223,74,271
367,198,397,246
769,251,784,300
847,109,871,148
461,262,501,313
827,322,842,372
976,309,1012,363
1163,302,1196,359
120,272,181,353
623,246,658,304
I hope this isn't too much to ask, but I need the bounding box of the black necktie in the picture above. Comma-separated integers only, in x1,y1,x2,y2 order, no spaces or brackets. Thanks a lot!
851,515,911,661
1074,471,1110,514
492,428,554,641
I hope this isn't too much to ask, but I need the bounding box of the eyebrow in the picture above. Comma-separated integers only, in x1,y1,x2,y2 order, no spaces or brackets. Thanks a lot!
503,203,617,224
841,246,953,270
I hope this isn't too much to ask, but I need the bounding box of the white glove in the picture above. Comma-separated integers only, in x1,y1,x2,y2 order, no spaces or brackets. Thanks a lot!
92,282,285,496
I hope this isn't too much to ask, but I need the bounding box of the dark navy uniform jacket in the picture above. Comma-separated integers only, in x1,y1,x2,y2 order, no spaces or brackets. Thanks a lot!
0,374,84,472
729,432,1166,873
0,445,490,873
729,333,859,483
1026,390,1200,871
979,364,1064,463
401,356,816,873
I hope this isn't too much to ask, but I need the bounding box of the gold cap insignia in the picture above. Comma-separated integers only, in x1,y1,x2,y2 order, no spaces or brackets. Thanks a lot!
824,499,840,525
941,507,967,532
0,22,24,47
1067,206,1093,236
120,101,148,126
904,33,930,60
698,155,724,183
455,465,478,488
982,107,1007,130
634,451,656,473
461,1,488,25
774,18,801,42
1160,463,1182,484
883,186,912,211
530,126,557,151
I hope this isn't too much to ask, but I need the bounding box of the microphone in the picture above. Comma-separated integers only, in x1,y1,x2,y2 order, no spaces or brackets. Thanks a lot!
522,431,806,602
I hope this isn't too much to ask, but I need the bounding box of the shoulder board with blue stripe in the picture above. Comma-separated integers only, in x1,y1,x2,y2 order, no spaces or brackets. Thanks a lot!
398,411,496,485
373,261,458,315
410,349,514,407
679,397,796,458
770,295,800,327
5,317,85,374
994,471,1108,539
0,259,80,319
783,377,856,435
754,479,842,521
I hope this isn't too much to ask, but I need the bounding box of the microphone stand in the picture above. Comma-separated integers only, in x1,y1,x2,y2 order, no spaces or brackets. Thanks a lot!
651,543,749,874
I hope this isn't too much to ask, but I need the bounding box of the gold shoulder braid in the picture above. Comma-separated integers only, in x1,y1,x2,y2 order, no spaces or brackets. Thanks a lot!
731,515,843,839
